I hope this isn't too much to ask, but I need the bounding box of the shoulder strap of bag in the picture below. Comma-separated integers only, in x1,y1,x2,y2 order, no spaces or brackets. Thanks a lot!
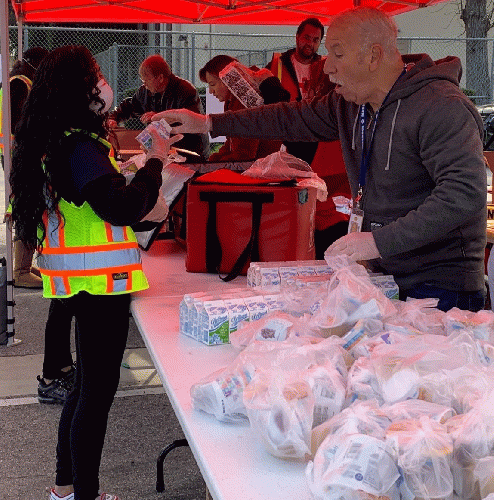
200,190,274,282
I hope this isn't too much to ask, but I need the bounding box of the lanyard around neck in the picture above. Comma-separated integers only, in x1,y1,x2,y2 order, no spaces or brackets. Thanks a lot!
358,67,406,198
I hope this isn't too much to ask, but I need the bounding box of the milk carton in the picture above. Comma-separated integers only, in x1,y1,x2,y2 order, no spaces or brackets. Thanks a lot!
369,275,399,300
262,293,286,313
243,295,269,322
279,263,299,287
179,291,208,337
135,119,171,150
259,266,280,289
247,263,259,288
223,297,250,334
199,299,230,345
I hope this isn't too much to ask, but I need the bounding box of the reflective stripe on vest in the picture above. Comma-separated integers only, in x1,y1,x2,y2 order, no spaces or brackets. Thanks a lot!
37,131,148,297
268,54,299,102
38,209,143,296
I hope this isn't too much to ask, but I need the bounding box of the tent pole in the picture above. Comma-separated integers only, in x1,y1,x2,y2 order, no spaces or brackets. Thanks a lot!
0,0,19,347
17,16,23,59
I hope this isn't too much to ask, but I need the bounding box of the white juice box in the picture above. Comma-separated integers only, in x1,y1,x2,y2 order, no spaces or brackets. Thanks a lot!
199,299,230,345
259,267,280,288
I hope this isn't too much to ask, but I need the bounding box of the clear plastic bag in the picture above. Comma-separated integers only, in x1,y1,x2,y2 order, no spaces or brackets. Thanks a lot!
386,417,454,500
243,339,348,458
242,150,328,201
309,265,397,338
307,431,400,500
190,338,299,423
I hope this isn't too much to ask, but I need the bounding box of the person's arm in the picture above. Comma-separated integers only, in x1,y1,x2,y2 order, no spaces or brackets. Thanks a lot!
110,90,146,124
152,94,339,143
70,131,180,226
83,159,164,226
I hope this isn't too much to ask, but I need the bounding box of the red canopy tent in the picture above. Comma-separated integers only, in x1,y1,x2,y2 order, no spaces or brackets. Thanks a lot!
9,0,450,25
0,0,451,345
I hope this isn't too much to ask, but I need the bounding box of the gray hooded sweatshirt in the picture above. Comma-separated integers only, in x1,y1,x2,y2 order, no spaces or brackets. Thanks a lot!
210,54,487,292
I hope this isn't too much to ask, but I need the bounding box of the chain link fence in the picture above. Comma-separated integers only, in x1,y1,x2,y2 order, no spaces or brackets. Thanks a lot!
6,25,494,106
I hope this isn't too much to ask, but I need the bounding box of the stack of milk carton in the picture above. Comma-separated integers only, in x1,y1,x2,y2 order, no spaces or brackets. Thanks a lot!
247,260,334,289
247,260,399,300
179,288,285,346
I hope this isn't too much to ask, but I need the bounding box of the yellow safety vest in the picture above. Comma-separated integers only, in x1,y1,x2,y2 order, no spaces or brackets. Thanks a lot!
0,75,33,148
37,130,149,298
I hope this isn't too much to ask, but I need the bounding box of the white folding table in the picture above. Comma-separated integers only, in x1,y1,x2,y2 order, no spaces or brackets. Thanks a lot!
130,239,311,500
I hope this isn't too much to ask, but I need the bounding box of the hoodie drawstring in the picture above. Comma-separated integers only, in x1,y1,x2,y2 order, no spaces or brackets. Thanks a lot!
351,112,359,150
385,99,401,171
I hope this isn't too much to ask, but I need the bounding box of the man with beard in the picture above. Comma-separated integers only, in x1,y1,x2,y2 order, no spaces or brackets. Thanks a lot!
267,17,325,102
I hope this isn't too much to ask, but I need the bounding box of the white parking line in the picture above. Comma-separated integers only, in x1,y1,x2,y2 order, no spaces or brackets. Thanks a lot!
0,386,164,406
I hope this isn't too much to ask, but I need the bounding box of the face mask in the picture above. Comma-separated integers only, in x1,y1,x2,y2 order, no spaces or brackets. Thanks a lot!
90,79,114,114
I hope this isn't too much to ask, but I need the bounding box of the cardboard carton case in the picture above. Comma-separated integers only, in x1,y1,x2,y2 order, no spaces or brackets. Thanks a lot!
185,172,316,279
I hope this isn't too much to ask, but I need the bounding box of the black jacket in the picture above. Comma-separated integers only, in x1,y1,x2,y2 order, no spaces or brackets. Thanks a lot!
110,74,210,160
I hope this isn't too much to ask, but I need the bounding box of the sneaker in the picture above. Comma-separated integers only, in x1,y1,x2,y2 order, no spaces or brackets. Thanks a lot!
37,376,70,405
60,364,76,392
98,494,120,500
49,488,74,500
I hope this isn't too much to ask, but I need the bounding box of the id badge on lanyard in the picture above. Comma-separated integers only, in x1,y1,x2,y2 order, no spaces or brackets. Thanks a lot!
348,189,364,234
348,104,373,235
348,67,406,236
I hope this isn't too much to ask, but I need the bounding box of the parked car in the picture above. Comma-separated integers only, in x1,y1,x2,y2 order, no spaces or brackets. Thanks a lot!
477,104,494,150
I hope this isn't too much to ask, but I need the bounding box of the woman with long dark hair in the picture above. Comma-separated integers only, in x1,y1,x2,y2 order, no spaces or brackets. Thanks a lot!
10,45,178,500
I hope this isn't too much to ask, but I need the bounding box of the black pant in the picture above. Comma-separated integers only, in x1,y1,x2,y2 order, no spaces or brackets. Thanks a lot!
42,299,74,380
55,291,130,500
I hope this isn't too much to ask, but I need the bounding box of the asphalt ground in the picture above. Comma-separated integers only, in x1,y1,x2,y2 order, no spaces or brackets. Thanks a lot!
0,166,206,500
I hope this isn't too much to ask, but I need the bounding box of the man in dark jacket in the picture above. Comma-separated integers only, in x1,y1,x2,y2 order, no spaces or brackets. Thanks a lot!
154,7,487,313
109,54,209,160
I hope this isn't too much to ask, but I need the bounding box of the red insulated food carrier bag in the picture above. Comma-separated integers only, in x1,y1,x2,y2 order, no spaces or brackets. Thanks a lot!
185,169,316,280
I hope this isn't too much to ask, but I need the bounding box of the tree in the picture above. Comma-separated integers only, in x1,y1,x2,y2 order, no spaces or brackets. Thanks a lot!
459,0,494,103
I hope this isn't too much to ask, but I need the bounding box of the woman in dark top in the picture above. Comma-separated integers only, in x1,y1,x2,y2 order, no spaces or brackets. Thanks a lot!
10,45,178,500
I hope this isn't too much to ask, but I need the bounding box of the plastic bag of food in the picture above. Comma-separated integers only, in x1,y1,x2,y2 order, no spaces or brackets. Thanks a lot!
448,390,494,499
243,339,348,458
346,356,383,405
382,399,454,425
229,310,324,351
307,432,400,500
474,456,494,499
190,338,303,423
386,417,454,500
311,399,391,456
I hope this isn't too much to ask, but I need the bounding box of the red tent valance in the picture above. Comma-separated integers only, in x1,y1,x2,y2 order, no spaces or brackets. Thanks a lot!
11,0,451,25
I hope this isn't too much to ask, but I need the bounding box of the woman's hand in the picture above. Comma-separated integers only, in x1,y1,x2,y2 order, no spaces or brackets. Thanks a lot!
144,128,183,163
